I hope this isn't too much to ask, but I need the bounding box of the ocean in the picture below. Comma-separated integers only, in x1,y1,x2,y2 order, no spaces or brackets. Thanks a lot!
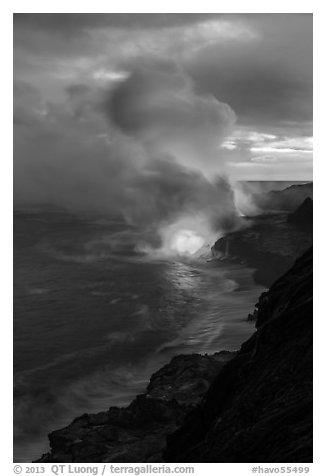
14,207,267,462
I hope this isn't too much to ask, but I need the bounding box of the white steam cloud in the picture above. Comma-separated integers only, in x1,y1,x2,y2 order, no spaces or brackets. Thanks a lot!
14,62,239,255
107,62,236,175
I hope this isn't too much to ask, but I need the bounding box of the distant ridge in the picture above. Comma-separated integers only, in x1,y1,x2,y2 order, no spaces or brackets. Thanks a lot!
253,182,313,212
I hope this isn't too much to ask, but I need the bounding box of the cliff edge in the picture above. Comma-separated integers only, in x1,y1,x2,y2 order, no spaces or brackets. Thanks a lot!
36,247,312,463
212,207,312,286
165,247,313,462
36,352,235,462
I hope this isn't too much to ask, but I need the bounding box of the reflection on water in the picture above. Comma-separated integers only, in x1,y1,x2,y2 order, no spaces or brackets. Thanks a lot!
165,260,201,292
160,260,264,355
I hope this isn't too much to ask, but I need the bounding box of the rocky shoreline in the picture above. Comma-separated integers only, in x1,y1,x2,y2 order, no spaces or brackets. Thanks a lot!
36,352,235,462
36,243,312,463
212,209,312,287
165,247,312,462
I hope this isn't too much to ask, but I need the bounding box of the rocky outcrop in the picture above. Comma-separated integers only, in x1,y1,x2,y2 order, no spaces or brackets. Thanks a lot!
287,197,313,230
212,214,312,286
36,352,235,463
253,182,313,212
36,247,313,464
165,247,313,463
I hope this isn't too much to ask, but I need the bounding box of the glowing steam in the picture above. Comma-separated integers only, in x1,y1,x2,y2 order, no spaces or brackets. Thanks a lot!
106,62,239,255
170,230,205,255
14,62,240,258
154,213,219,258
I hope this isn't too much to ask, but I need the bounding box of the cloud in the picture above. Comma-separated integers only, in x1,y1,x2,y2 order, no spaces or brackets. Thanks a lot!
13,80,46,126
251,155,277,163
14,14,223,36
106,62,236,175
13,15,257,99
14,76,239,249
14,14,312,138
186,14,312,132
13,13,313,197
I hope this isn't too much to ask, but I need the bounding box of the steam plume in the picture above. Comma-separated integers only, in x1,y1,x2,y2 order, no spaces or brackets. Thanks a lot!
14,63,239,254
107,62,236,175
105,62,239,253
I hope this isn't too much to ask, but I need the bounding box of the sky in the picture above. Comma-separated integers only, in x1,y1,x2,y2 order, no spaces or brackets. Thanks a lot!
13,13,313,204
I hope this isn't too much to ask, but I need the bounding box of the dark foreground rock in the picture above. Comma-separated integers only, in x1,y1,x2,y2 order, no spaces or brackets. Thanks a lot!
165,247,313,463
36,352,235,463
287,197,313,230
212,213,312,286
36,247,312,463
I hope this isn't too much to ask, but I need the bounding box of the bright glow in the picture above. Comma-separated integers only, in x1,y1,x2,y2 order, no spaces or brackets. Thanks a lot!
170,229,205,256
139,215,217,259
92,69,129,82
250,146,312,154
221,139,237,150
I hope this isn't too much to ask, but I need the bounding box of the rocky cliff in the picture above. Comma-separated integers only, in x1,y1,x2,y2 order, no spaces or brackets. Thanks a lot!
165,247,313,462
36,352,235,462
287,197,313,230
212,211,312,286
36,247,313,463
253,182,313,212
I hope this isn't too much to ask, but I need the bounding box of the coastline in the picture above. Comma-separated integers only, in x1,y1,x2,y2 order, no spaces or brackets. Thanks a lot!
14,252,264,463
36,244,313,463
36,352,235,463
212,212,312,287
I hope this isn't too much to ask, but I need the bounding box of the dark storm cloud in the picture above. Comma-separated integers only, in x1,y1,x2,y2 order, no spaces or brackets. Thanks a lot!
186,14,312,132
14,13,312,134
13,13,313,190
106,61,236,171
13,80,45,126
14,13,220,36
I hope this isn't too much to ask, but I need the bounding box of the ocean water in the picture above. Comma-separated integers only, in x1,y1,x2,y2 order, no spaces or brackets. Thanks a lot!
13,209,265,462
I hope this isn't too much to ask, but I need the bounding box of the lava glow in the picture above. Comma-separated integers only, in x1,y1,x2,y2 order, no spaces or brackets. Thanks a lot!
170,229,205,256
142,215,217,258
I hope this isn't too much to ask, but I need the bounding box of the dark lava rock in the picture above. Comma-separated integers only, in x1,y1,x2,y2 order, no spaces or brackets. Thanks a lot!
35,245,312,464
287,197,313,230
212,214,312,287
253,182,313,212
147,352,234,406
165,247,313,463
35,352,235,463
